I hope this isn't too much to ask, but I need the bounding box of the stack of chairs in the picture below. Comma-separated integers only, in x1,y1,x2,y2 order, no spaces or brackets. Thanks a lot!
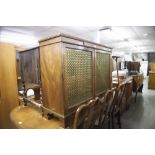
73,82,127,129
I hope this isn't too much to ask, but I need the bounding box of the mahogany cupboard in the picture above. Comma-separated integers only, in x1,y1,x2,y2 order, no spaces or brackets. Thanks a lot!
39,34,112,127
0,43,18,128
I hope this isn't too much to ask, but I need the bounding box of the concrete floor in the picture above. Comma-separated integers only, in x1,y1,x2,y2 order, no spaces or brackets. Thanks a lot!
121,77,155,129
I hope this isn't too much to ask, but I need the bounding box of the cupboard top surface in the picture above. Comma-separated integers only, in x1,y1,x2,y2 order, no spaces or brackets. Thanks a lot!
39,33,112,52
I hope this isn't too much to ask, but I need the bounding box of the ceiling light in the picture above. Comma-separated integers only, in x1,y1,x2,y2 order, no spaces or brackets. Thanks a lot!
99,26,112,31
143,33,148,37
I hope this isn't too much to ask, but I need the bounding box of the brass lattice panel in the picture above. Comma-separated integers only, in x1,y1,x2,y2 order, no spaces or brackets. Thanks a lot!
64,48,93,108
96,52,110,94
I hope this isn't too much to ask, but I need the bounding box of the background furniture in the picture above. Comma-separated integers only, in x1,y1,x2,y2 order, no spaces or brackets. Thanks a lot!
39,33,112,128
148,71,155,89
148,53,155,74
19,83,41,101
127,61,141,74
148,62,155,89
151,62,155,71
17,47,40,88
0,43,19,128
132,73,144,102
17,48,41,105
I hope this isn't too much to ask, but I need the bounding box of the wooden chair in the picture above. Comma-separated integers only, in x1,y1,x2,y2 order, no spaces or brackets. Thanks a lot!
73,99,96,129
132,74,144,102
111,83,126,129
97,95,107,128
86,97,103,129
99,88,116,129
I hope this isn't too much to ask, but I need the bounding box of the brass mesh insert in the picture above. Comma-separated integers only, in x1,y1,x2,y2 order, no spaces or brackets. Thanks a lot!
96,52,110,94
64,48,93,108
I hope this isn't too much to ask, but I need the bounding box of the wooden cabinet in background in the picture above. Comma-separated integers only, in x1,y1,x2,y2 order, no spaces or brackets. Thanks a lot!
39,34,112,128
151,62,155,71
19,47,40,85
148,71,155,89
0,43,18,128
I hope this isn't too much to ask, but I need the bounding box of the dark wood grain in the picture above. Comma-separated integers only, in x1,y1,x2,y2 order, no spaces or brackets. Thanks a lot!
19,48,40,84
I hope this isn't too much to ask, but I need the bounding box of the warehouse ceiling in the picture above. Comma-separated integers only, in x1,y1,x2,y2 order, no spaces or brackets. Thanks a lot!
0,26,155,54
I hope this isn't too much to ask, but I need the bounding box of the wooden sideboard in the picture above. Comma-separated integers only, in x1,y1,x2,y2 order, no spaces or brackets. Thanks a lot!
39,33,112,128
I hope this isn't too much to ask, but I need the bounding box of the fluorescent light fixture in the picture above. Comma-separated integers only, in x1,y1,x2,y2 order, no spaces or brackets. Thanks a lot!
143,33,148,37
99,26,111,31
0,31,39,47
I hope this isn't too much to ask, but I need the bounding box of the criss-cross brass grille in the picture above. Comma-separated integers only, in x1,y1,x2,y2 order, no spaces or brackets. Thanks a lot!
96,52,110,94
64,48,93,108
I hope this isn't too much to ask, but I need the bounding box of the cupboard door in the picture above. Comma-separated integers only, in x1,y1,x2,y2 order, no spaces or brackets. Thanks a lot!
95,51,111,95
64,47,93,108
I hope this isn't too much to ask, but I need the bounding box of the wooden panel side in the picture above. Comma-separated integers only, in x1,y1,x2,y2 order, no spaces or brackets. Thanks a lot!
40,43,64,116
0,43,18,128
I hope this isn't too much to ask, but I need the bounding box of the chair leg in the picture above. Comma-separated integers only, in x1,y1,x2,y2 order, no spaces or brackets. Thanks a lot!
112,113,115,129
117,111,121,129
135,90,138,103
108,118,111,129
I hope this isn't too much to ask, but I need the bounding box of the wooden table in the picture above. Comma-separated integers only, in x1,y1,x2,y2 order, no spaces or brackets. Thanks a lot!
112,76,133,87
10,105,63,129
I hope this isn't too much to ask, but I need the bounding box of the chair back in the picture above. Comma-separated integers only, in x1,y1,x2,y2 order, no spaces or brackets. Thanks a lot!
73,99,95,129
117,83,126,108
99,88,116,128
105,88,116,115
86,97,102,128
